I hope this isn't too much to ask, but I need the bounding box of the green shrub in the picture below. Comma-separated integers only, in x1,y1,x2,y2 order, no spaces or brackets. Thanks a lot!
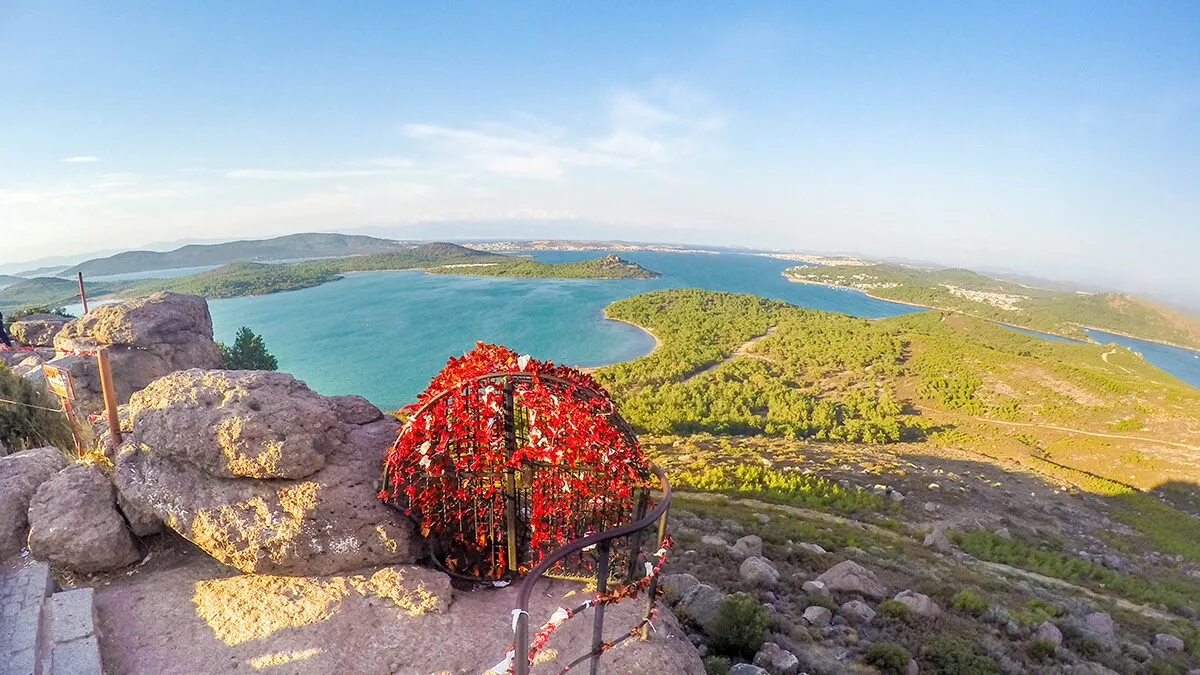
1147,659,1183,675
1076,636,1105,659
949,589,988,616
709,593,769,658
877,599,911,622
865,642,911,673
1028,638,1057,661
920,636,1000,675
702,656,731,675
217,326,278,371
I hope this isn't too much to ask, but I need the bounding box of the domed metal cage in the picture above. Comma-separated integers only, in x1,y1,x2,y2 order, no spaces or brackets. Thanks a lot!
380,368,656,582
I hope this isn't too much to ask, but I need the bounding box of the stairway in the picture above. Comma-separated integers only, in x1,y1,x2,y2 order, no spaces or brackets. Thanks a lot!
0,562,103,675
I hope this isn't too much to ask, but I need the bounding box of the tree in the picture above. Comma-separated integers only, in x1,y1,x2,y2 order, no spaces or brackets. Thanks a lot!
218,327,278,371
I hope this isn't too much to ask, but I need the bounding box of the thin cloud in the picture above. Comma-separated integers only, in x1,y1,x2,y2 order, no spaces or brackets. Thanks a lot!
62,155,100,163
226,169,381,180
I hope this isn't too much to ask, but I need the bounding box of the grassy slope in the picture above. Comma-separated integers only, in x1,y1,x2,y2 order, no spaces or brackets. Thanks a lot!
785,263,1200,349
426,255,661,279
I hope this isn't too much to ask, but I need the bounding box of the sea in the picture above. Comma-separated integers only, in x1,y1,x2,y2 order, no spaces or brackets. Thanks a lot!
119,250,1194,410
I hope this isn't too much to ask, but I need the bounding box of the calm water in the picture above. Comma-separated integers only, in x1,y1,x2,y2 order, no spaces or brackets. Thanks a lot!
1083,328,1200,390
208,251,919,409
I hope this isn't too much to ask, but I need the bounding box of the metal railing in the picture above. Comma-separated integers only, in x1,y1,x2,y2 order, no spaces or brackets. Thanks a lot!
511,464,671,675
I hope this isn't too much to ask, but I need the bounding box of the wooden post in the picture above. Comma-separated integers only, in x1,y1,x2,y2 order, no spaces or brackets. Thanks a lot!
77,273,89,314
60,398,83,459
96,348,122,447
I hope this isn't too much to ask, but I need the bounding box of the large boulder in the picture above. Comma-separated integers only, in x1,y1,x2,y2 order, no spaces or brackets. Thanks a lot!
753,642,800,675
113,369,417,576
893,590,941,619
815,560,887,600
53,292,222,411
678,584,725,634
740,556,780,587
10,313,70,347
27,463,141,573
0,447,68,557
1081,612,1117,647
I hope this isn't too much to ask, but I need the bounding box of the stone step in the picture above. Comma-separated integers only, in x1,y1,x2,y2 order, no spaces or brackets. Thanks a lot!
45,588,102,675
0,562,53,675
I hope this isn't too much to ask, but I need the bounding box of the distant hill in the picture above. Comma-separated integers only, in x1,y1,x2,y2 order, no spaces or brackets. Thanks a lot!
427,254,661,279
0,277,124,313
62,233,409,277
0,275,22,290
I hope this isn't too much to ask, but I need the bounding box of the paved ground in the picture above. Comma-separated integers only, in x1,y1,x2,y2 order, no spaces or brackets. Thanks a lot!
0,562,52,675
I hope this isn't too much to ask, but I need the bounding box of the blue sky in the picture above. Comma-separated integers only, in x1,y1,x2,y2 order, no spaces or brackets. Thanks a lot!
1,2,1198,301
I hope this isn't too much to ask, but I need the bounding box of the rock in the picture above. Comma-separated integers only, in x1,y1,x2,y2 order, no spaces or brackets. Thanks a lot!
121,369,343,479
802,580,830,597
790,642,844,675
906,660,919,675
679,584,725,634
740,556,780,587
797,542,827,555
993,527,1011,539
1035,621,1063,646
982,605,1011,627
923,526,953,554
754,512,771,525
893,590,941,619
53,293,223,411
753,642,800,675
1081,612,1116,646
27,464,141,574
923,501,938,513
660,573,700,604
9,313,70,347
729,534,763,560
729,665,768,675
803,605,832,627
1124,642,1150,662
889,490,905,502
112,369,417,576
115,483,163,537
700,534,727,547
1154,633,1185,651
815,560,887,599
838,600,876,625
0,447,67,556
1100,554,1127,572
327,394,385,425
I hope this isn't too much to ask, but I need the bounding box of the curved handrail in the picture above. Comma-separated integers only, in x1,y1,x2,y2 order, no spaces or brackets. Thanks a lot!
511,463,671,675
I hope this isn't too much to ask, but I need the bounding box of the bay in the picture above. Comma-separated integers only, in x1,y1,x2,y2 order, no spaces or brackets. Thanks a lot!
1082,328,1200,390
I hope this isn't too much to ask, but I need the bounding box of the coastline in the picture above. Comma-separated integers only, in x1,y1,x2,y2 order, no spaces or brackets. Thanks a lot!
784,274,1200,352
601,314,662,356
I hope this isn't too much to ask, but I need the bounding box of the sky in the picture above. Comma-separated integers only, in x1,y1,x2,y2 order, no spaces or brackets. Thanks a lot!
1,2,1198,301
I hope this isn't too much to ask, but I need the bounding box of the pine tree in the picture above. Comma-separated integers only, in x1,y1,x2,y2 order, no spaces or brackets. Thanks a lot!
218,327,279,371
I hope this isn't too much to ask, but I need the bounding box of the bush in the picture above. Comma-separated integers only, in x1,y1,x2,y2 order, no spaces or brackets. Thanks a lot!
950,589,988,617
1028,638,1057,661
1147,659,1183,675
1075,636,1105,659
865,642,911,673
217,327,278,371
877,599,911,622
0,364,73,453
920,636,1000,675
702,656,731,675
709,593,769,658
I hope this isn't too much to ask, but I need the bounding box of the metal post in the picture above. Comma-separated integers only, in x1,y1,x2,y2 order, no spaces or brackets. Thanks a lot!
590,540,611,675
77,273,89,314
96,348,122,447
514,611,530,675
625,490,649,585
503,379,519,573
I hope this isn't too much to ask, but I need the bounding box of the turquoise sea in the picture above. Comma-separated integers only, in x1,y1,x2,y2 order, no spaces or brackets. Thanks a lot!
206,250,1200,409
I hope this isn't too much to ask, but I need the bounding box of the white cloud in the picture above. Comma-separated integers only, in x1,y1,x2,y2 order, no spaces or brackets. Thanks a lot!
226,169,381,180
61,155,100,163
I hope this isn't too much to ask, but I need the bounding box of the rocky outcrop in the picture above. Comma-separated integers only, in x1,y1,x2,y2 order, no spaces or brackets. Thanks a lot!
113,369,417,576
53,293,222,411
27,463,141,574
815,560,887,599
10,313,70,347
0,447,67,557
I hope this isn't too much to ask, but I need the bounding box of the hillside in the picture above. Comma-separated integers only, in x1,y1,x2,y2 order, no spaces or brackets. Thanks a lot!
60,233,409,277
425,254,661,279
0,277,123,313
784,263,1200,350
0,275,22,290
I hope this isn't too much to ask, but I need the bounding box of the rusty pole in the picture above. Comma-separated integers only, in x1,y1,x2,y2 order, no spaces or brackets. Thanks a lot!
96,348,122,447
77,273,89,314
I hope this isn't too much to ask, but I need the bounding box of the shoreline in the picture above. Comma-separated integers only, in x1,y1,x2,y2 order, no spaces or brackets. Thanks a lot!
784,274,1200,352
601,314,662,355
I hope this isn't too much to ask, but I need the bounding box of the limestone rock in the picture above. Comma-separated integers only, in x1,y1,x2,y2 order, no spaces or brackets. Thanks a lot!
0,447,67,556
803,605,832,627
729,534,763,560
123,369,342,479
838,600,876,625
753,642,800,675
27,464,141,574
1035,621,1063,646
893,590,941,619
679,584,725,634
740,556,780,587
923,526,953,554
816,560,887,599
53,292,222,411
1154,633,1184,651
10,313,70,347
113,370,417,576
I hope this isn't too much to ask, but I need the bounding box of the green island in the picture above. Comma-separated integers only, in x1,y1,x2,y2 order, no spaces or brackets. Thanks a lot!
0,244,658,312
785,263,1200,350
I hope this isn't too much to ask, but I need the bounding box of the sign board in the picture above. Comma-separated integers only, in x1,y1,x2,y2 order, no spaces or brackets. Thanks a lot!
42,364,77,401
